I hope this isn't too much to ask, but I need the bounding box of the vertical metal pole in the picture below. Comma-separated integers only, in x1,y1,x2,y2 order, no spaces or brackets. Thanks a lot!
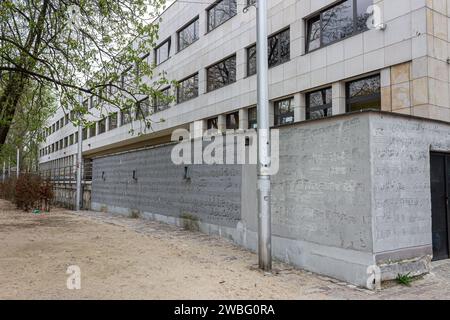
75,124,83,211
256,0,272,271
16,148,20,178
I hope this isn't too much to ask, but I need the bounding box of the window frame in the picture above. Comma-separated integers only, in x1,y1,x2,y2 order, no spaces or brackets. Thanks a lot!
154,37,171,66
226,111,240,130
305,0,371,53
274,97,295,126
305,87,333,120
206,0,238,32
207,117,219,130
345,74,381,112
177,16,200,52
246,27,291,77
206,54,237,92
177,73,199,104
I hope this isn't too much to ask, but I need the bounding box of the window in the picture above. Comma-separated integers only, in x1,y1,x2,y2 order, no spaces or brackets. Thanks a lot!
306,87,332,120
121,67,133,89
75,132,78,143
153,87,171,112
207,55,236,92
89,125,96,138
274,98,294,126
60,118,64,128
155,38,171,65
247,28,290,76
65,114,70,125
346,74,381,112
207,0,237,32
64,137,68,148
226,112,239,130
136,98,151,119
178,17,199,51
59,140,63,150
306,0,373,52
177,74,199,103
82,128,88,140
207,117,218,130
248,107,257,129
69,134,74,145
109,112,118,130
121,108,133,125
55,121,59,131
98,118,106,134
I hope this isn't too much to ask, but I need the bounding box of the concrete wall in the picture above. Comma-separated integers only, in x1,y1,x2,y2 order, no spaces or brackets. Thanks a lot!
91,143,243,228
90,111,450,288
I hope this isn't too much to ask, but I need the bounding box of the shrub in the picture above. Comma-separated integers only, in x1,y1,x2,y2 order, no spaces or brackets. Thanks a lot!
0,177,17,201
15,173,42,211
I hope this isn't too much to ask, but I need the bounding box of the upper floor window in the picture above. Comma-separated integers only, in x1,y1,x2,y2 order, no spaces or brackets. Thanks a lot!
207,0,237,32
207,55,236,92
346,74,380,112
98,118,106,134
226,112,239,130
177,73,199,104
155,38,171,65
153,87,171,112
247,28,290,76
136,97,151,119
178,17,199,51
82,128,87,140
89,125,96,138
274,98,294,126
306,0,373,52
121,108,133,126
306,87,332,120
248,107,257,129
108,113,118,130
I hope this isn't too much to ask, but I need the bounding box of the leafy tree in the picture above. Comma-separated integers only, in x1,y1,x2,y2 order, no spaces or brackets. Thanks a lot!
0,0,174,148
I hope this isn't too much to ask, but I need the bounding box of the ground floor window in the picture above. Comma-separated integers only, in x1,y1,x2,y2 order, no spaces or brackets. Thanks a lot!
346,75,381,112
248,107,257,129
306,87,332,120
207,117,218,130
274,98,294,126
226,112,239,130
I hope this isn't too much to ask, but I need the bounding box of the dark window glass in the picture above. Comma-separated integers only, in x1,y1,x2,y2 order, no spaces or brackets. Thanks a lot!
346,75,381,112
207,55,236,91
59,140,63,150
82,128,87,140
247,28,290,76
177,74,199,103
55,121,59,131
356,0,373,31
207,117,218,130
69,134,73,145
226,112,239,130
306,87,333,120
306,0,372,52
274,98,294,126
247,46,257,76
322,0,354,46
121,108,133,125
155,38,171,65
75,132,78,143
121,68,133,89
89,125,96,138
153,87,171,112
64,137,68,148
98,118,106,134
109,113,118,130
65,114,70,125
248,107,257,129
136,98,151,119
207,0,237,32
178,18,199,51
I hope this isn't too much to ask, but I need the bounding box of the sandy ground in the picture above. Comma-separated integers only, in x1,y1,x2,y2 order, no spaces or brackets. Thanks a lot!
0,199,449,300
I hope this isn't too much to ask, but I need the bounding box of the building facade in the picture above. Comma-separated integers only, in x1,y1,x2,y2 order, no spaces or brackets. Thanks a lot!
38,0,450,287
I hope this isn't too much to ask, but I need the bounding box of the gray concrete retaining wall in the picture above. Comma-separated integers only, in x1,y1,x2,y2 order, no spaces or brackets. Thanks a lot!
90,111,450,288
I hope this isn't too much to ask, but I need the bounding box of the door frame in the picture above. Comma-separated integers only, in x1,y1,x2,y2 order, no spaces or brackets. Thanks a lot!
430,151,450,260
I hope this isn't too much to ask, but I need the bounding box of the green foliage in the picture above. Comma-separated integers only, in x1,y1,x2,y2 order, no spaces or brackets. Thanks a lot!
396,273,414,286
0,0,170,145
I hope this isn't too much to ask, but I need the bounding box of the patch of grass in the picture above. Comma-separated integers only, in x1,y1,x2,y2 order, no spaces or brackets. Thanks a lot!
130,210,141,219
396,272,414,286
180,213,200,231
